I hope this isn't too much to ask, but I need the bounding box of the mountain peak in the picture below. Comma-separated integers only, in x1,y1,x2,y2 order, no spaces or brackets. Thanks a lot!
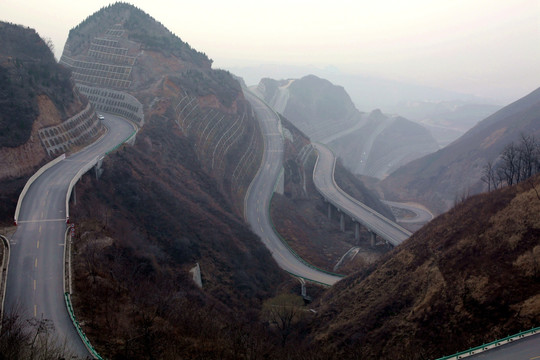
65,2,210,69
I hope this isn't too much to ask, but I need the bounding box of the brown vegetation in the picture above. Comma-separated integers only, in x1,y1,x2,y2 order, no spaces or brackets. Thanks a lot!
310,175,540,359
69,111,292,358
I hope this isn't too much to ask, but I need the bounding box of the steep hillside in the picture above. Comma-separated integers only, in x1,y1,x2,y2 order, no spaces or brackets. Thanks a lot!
0,21,103,224
381,87,540,214
60,2,261,214
311,175,540,359
328,109,439,179
255,75,439,179
70,112,287,358
57,3,287,358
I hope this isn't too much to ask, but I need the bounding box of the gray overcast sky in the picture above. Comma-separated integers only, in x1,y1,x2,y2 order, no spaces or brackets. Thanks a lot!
1,0,539,103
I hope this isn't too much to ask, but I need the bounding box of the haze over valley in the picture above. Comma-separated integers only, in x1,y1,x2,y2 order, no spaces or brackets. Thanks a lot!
0,2,539,359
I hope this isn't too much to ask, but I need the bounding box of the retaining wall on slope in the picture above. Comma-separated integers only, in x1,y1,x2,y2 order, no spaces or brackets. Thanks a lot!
77,84,144,126
174,94,263,211
38,103,103,157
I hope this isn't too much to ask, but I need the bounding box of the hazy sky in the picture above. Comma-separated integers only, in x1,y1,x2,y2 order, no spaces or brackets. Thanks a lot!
1,0,539,103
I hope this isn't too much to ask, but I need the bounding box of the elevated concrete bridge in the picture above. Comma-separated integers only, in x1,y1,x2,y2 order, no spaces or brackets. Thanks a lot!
312,143,411,247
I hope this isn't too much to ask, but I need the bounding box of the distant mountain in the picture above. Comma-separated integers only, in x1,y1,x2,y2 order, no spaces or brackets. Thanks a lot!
381,87,540,214
255,75,360,141
386,100,502,147
310,175,540,359
229,64,499,111
327,109,439,179
0,21,103,223
255,75,439,179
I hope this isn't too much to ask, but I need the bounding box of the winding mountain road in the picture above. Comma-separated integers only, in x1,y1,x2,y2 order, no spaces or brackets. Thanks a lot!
382,200,434,224
244,90,342,286
5,114,135,357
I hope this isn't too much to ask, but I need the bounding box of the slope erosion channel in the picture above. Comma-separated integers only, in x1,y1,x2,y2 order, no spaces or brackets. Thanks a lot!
5,113,135,357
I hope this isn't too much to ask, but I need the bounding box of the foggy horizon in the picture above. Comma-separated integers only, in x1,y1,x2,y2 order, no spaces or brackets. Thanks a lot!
1,0,539,104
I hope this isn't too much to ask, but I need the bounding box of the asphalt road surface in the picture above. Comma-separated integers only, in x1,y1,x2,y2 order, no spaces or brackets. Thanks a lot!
5,114,135,358
244,90,342,286
312,143,411,246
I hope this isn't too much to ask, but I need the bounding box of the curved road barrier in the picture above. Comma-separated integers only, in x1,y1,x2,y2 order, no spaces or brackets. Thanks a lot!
14,153,65,225
65,293,103,359
0,235,9,325
436,326,540,359
6,114,136,359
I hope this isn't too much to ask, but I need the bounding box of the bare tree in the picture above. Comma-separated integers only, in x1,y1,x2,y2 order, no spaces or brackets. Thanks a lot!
0,309,76,360
261,294,305,347
518,134,538,180
481,161,496,192
500,142,519,186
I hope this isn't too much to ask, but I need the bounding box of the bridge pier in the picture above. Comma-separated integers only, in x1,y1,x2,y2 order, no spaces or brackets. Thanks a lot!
354,222,360,241
94,157,104,179
370,231,376,248
339,212,345,232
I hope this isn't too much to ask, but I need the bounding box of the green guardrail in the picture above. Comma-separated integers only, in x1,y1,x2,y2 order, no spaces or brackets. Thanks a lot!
105,128,137,155
435,326,540,360
268,190,345,283
64,293,104,359
62,122,138,360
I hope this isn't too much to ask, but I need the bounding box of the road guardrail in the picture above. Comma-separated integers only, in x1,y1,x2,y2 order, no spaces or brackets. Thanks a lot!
14,154,66,225
0,235,10,326
435,326,540,359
